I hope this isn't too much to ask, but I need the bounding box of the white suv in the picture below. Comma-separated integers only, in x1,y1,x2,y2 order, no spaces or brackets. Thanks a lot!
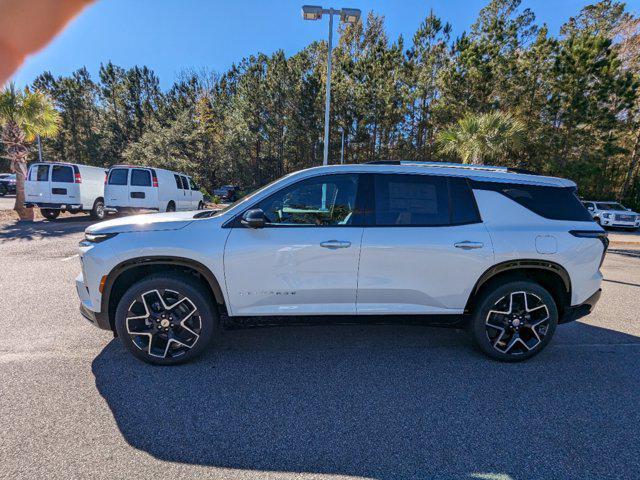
76,162,606,364
581,200,640,231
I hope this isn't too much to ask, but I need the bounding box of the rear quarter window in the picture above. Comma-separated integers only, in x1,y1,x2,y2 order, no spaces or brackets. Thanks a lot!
472,181,593,222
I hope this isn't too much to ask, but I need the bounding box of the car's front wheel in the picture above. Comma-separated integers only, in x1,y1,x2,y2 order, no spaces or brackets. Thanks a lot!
468,280,558,362
115,273,218,365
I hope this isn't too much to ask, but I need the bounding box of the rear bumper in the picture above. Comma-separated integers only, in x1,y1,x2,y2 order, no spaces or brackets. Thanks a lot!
105,205,159,213
25,202,83,210
560,288,601,324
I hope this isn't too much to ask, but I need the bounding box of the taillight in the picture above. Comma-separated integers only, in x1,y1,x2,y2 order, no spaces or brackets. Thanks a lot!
104,173,108,185
570,230,609,267
152,174,158,187
75,172,82,183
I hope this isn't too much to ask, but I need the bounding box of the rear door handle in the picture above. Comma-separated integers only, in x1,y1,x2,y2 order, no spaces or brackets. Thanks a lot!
454,241,484,250
320,240,351,249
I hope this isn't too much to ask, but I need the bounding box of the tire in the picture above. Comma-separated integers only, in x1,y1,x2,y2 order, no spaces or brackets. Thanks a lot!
114,273,218,365
90,198,106,220
197,201,204,210
0,184,6,196
166,201,176,212
594,217,601,225
41,208,60,221
468,280,558,362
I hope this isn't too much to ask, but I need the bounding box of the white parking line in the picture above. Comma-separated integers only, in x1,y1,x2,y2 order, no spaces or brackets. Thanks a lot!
61,254,79,262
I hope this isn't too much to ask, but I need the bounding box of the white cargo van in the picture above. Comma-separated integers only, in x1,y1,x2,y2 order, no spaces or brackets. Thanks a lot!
25,162,106,220
104,166,204,213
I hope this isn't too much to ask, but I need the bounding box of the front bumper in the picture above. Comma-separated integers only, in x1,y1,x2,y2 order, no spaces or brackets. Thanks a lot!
600,218,640,228
560,288,601,323
76,274,111,330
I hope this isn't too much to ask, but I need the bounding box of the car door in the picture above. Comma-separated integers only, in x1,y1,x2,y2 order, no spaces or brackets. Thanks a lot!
172,174,186,210
50,164,78,206
180,175,191,210
223,173,364,316
26,164,51,204
129,168,157,209
356,173,494,315
188,177,203,207
106,168,129,208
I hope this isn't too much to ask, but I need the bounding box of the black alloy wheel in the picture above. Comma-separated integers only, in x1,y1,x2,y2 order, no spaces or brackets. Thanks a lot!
469,280,558,362
115,274,217,365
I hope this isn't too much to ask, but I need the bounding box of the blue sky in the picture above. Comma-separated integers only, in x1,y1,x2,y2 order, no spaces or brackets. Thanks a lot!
11,0,640,89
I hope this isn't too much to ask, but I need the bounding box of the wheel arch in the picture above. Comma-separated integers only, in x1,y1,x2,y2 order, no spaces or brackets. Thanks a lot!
101,256,226,331
465,259,571,320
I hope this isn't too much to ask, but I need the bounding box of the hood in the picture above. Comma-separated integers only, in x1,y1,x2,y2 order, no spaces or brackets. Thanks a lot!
86,211,197,234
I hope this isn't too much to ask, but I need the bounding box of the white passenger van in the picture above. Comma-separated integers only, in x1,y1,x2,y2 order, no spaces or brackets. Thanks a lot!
25,162,106,220
104,166,204,213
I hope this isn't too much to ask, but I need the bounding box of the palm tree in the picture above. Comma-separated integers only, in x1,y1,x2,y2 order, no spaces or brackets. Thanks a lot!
0,84,59,220
437,111,525,165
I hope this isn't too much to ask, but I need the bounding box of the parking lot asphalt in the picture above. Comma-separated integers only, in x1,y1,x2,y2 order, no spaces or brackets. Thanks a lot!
1,217,639,480
0,194,15,210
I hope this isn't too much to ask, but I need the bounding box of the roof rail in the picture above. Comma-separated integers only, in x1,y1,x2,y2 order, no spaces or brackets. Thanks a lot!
364,160,538,175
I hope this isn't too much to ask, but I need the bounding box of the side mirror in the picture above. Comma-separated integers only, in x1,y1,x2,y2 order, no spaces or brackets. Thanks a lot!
241,209,266,229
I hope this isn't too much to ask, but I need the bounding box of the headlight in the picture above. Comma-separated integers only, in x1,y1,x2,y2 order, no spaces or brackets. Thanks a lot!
603,213,612,218
81,232,118,245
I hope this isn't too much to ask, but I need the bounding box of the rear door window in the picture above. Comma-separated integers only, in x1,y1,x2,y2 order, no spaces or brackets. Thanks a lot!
181,175,190,190
130,169,152,187
108,168,128,185
51,165,74,183
29,164,50,182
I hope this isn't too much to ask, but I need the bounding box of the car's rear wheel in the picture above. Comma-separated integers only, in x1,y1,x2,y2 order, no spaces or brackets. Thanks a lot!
41,208,60,221
115,273,218,365
468,280,558,362
0,184,6,196
90,198,106,220
197,201,204,210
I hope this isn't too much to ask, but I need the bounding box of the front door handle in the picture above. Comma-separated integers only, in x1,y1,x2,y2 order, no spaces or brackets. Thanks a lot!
454,241,484,250
320,240,351,249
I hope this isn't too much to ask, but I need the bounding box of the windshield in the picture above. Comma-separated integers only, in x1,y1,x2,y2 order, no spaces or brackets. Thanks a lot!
596,202,626,211
195,176,291,219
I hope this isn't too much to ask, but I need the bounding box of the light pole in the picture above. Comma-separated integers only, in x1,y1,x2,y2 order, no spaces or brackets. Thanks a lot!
339,126,345,164
302,5,361,166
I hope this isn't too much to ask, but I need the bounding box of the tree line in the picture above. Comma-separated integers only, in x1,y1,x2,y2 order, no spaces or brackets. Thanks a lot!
2,0,640,208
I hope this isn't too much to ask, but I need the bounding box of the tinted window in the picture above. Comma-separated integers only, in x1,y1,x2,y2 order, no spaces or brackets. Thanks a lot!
51,165,74,183
181,176,189,190
108,169,128,186
189,177,199,190
450,177,481,224
374,174,450,226
131,169,151,187
473,181,593,221
174,174,183,189
256,174,359,226
29,164,49,182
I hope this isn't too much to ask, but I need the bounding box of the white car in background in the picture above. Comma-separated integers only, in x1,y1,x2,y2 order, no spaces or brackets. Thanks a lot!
105,165,204,213
25,162,107,220
76,162,606,365
582,200,640,231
